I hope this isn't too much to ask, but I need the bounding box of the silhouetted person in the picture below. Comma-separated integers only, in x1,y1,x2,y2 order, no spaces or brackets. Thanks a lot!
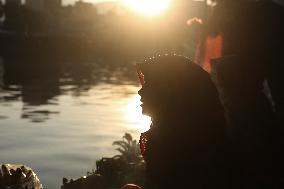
197,0,284,187
136,55,227,189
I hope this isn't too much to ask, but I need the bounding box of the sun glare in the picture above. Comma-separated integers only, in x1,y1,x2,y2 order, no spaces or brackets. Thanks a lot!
122,0,171,16
124,95,152,132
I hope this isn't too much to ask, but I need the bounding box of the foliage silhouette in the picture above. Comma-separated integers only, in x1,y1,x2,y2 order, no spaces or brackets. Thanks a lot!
62,133,145,189
112,133,142,163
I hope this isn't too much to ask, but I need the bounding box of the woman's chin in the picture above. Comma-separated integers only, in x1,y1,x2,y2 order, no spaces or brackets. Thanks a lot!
141,104,154,117
141,107,150,116
141,109,148,115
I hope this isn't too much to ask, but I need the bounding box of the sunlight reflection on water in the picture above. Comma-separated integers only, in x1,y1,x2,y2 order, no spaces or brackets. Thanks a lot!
0,60,151,189
0,84,149,189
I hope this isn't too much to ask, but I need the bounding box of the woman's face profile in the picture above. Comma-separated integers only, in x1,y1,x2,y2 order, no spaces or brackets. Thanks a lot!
138,82,158,117
138,83,151,116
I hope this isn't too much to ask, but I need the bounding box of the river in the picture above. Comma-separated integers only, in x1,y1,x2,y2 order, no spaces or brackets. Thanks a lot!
0,58,151,189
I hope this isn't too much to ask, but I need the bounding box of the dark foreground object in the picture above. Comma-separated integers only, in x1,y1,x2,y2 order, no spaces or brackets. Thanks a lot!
61,133,145,189
0,164,42,189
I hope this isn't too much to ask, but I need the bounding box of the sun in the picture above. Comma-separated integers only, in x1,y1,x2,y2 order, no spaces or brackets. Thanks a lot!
122,0,171,16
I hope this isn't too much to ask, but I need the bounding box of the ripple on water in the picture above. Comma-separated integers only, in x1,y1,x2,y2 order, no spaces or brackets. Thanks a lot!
0,61,145,189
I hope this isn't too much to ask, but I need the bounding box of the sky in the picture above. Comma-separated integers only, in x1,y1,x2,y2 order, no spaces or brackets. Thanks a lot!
62,0,116,5
8,0,116,6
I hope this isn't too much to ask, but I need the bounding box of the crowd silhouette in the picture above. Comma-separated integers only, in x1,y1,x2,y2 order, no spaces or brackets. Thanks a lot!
131,0,284,189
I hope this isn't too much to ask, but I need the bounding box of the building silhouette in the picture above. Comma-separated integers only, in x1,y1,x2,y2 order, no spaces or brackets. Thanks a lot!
25,0,61,12
26,0,44,12
44,0,62,11
5,0,22,30
6,0,21,6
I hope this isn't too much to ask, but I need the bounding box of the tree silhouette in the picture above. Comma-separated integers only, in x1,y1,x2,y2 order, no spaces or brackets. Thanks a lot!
112,133,141,163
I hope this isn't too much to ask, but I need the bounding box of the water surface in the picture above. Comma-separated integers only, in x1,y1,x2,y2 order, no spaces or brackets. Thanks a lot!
0,58,151,189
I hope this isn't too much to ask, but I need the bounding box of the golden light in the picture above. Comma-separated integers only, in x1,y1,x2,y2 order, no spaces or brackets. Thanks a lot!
122,0,171,16
124,94,152,132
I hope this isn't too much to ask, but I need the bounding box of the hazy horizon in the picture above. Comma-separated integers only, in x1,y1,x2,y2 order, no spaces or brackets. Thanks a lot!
62,0,117,5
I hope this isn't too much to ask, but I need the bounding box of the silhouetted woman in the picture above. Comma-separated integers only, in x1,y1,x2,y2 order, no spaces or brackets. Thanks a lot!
136,55,227,189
